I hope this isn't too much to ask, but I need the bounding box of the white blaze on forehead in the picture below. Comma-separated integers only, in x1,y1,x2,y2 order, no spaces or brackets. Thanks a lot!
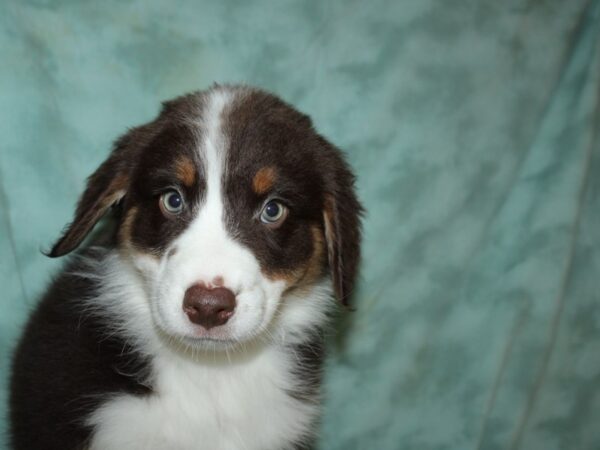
162,88,261,292
180,88,240,284
202,89,232,207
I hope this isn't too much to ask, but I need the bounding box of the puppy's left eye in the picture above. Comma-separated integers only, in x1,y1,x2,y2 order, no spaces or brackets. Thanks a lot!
260,200,287,227
160,190,184,216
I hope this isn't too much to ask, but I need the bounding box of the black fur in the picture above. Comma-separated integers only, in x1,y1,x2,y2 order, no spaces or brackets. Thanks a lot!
9,250,152,450
9,249,325,450
10,85,360,449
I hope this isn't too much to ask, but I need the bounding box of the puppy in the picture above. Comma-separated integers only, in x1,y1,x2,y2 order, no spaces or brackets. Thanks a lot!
9,84,362,450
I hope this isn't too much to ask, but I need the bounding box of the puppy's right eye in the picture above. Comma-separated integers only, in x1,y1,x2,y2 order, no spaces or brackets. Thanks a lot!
260,200,288,228
160,190,184,216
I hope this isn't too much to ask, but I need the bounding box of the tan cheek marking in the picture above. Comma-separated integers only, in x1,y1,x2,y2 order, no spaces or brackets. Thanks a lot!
268,268,302,286
298,225,326,286
175,156,196,187
118,206,138,246
252,166,277,195
118,206,161,260
265,225,326,289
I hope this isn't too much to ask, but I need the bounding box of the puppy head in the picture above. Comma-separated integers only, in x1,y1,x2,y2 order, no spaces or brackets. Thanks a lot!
50,85,362,347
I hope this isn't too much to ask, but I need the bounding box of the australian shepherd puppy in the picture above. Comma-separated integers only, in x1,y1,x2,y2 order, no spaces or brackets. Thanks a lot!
9,84,362,450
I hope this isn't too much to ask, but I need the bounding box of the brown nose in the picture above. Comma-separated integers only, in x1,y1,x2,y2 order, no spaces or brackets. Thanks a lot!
182,284,236,329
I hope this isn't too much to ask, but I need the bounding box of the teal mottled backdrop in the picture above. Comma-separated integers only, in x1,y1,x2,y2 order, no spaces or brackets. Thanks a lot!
1,1,599,449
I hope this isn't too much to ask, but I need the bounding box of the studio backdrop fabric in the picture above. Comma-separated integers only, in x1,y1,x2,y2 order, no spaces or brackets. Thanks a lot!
1,1,599,449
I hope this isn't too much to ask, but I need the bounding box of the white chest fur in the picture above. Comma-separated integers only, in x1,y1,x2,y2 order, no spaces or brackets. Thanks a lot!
87,346,317,450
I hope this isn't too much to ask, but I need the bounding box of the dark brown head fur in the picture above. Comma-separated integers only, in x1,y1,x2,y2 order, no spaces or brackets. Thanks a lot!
48,85,362,304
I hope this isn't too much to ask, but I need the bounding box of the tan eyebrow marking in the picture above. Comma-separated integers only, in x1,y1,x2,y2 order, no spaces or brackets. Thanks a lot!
175,156,196,187
252,166,277,195
264,225,326,288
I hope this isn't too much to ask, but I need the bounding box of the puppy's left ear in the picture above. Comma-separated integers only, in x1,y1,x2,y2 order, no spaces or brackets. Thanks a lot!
47,135,134,257
321,140,363,306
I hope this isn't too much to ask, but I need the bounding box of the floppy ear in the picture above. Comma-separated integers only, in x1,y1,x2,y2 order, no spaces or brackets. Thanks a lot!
321,144,363,306
47,139,133,258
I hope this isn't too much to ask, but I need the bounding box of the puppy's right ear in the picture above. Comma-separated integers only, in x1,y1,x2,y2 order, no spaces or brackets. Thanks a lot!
47,137,134,258
320,139,363,307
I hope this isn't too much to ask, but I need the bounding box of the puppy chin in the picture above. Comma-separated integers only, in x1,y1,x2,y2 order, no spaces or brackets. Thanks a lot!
154,324,262,356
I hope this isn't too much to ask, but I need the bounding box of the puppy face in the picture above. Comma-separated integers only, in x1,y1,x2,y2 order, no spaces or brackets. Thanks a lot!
50,85,362,348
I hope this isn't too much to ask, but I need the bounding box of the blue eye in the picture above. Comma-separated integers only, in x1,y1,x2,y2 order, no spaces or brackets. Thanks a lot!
260,200,287,226
160,190,184,215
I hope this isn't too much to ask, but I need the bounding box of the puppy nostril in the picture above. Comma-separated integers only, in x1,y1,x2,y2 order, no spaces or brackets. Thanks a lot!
182,284,236,330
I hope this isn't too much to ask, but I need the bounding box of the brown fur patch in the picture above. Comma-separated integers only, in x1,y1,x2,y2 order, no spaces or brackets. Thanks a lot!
118,206,138,246
48,172,129,257
252,166,277,195
265,224,326,288
97,174,129,213
298,225,326,286
175,156,196,187
118,206,160,259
